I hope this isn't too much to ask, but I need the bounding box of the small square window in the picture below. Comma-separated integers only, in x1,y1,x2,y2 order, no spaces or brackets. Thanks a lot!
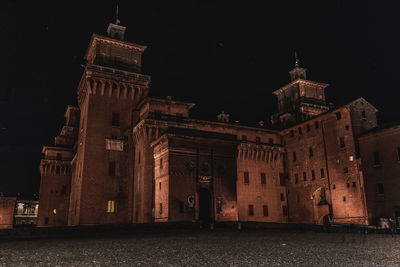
343,196,346,202
332,184,336,190
352,182,356,188
346,182,350,188
345,125,350,131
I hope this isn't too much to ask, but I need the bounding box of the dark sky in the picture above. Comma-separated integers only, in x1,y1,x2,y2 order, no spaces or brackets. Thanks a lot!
1,2,399,195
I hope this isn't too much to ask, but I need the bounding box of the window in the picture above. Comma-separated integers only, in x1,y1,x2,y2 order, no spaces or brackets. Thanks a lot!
397,147,400,161
345,125,350,131
315,121,319,129
138,151,141,164
56,166,60,175
293,151,297,162
242,135,247,142
282,205,288,216
303,172,307,181
244,172,249,184
343,196,346,202
268,138,273,144
290,130,294,137
378,183,384,194
340,137,345,148
61,185,66,195
56,153,62,160
332,184,336,190
111,135,117,140
248,205,254,216
311,170,315,180
320,168,325,179
298,127,302,135
159,203,163,214
261,173,266,185
361,110,366,119
346,182,350,188
280,193,284,201
160,158,163,169
352,182,356,188
295,173,299,184
336,112,341,120
159,182,161,191
107,200,115,213
109,161,116,176
343,167,348,173
306,124,310,132
45,217,49,225
263,205,269,216
309,147,313,157
297,194,300,203
179,201,184,213
256,137,261,144
112,112,120,127
373,152,380,165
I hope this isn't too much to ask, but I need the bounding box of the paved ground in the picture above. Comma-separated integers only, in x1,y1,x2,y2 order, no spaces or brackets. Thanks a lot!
0,228,399,266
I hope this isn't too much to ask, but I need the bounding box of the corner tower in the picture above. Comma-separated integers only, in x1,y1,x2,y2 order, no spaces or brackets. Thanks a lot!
68,17,151,225
271,55,329,127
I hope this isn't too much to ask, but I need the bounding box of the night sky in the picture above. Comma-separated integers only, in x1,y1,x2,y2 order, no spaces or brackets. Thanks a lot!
1,2,399,195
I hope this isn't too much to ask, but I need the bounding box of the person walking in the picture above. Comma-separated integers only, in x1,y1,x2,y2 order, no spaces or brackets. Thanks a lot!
389,218,397,237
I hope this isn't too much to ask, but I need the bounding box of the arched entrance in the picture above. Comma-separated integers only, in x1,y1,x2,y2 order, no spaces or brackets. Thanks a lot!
198,188,212,225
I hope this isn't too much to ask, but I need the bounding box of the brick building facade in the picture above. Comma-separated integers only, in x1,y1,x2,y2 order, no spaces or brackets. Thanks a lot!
37,21,390,227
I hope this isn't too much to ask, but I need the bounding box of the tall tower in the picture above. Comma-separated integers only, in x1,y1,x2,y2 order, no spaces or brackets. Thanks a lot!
68,17,151,225
271,55,329,127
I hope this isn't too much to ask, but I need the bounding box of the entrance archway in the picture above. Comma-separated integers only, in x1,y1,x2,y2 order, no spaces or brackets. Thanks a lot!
198,188,212,224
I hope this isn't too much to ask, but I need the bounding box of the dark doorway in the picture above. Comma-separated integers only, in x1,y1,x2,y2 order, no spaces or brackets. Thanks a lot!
395,211,400,227
198,188,212,226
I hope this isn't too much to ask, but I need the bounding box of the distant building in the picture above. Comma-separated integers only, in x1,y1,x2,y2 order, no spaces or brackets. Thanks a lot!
14,195,39,225
37,19,393,228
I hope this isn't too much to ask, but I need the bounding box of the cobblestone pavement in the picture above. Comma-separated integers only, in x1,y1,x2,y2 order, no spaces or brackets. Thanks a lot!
0,228,399,266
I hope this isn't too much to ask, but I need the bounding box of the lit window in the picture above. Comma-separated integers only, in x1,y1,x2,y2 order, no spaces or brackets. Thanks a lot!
107,200,115,213
349,156,354,161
